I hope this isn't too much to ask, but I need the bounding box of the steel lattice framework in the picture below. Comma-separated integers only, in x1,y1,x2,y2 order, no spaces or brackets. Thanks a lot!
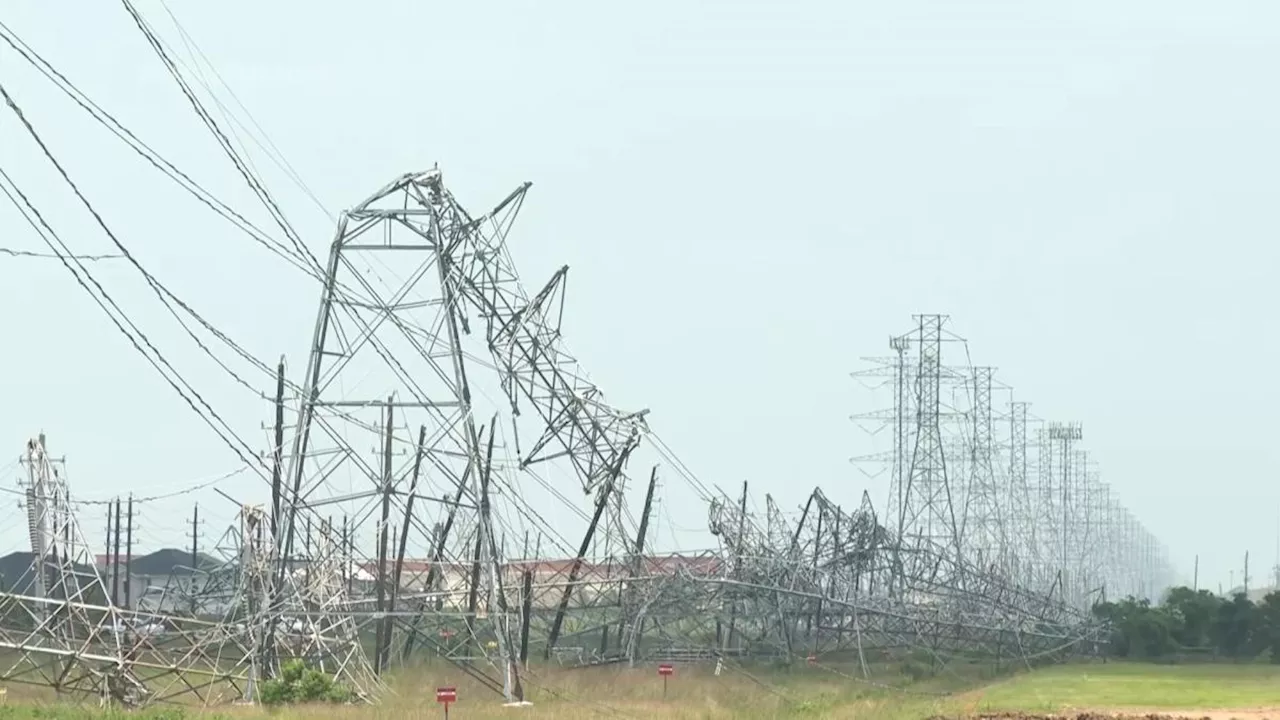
852,316,1173,613
0,170,1176,710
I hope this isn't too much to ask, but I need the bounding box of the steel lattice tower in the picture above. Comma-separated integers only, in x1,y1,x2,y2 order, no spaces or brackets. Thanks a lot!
286,170,516,700
1047,422,1083,606
884,334,913,542
900,315,962,564
963,366,1004,569
1007,400,1035,586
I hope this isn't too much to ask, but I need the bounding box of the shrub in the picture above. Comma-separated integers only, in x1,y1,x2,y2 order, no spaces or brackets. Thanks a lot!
258,659,353,706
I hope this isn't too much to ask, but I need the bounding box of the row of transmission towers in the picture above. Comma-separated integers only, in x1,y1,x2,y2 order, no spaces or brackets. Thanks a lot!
0,175,1176,711
852,314,1173,612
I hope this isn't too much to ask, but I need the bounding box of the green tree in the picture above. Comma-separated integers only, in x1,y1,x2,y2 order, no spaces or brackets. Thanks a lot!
1255,591,1280,662
1092,597,1178,658
1163,586,1221,650
1091,586,1274,661
1210,593,1262,659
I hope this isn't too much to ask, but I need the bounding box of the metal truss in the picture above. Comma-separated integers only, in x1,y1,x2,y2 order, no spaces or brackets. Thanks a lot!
849,317,1175,616
0,169,1176,711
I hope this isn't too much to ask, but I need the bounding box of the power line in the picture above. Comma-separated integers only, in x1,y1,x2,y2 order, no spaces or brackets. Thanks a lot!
0,15,352,404
118,0,323,277
1,247,121,261
0,464,253,507
154,0,333,222
0,19,321,281
0,81,267,480
0,49,283,398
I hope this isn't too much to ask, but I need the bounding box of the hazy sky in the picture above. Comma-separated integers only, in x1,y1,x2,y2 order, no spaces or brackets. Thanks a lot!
0,0,1277,594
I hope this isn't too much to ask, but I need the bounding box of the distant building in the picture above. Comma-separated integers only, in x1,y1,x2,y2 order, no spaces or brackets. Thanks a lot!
93,548,226,614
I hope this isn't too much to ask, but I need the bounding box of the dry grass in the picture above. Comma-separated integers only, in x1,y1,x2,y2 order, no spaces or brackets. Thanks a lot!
244,663,951,719
2,660,1277,719
0,660,962,719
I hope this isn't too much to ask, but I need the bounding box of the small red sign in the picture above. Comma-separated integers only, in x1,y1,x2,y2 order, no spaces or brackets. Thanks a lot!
439,629,454,639
657,663,674,676
436,686,457,703
807,654,817,665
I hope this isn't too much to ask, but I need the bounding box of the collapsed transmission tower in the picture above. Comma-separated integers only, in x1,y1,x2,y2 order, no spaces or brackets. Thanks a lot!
0,169,1179,710
279,169,653,702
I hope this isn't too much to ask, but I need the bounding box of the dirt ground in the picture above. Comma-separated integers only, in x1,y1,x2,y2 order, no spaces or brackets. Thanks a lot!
940,711,1280,720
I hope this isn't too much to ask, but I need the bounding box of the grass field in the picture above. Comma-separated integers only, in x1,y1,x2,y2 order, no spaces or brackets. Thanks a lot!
966,662,1280,714
0,661,1279,719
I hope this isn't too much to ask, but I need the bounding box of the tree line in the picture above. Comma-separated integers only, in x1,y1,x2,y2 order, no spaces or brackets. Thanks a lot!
1094,586,1280,660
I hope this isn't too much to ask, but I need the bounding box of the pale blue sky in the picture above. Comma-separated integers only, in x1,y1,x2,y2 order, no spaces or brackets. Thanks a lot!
0,0,1277,593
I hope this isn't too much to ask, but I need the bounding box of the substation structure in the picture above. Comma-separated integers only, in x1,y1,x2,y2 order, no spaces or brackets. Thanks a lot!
0,171,1174,708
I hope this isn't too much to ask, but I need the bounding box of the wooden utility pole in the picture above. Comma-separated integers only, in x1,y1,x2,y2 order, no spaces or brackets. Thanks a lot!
190,504,200,570
387,424,426,672
105,502,113,587
270,360,285,540
124,494,134,609
342,515,352,597
520,570,533,666
626,467,659,665
188,503,201,614
1244,551,1250,596
391,427,426,602
1193,555,1199,592
304,516,313,589
727,480,748,650
373,399,394,676
111,498,122,607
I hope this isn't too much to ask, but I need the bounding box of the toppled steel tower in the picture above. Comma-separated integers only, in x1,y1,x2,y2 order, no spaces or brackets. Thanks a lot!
0,170,1173,708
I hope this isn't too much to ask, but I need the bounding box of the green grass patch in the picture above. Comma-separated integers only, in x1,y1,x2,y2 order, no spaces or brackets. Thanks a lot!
971,662,1280,712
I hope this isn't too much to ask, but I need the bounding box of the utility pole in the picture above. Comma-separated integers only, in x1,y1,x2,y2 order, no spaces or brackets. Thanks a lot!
112,498,122,607
124,494,134,609
520,569,533,667
342,515,351,597
727,479,748,650
1193,555,1198,592
373,399,394,676
1244,551,1250,597
189,504,201,570
270,359,285,540
626,467,659,666
187,504,202,614
387,425,426,672
105,502,113,583
304,516,313,590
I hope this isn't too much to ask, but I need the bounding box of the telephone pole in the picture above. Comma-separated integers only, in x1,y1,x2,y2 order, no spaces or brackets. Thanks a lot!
104,502,113,581
342,514,351,597
1244,551,1250,597
112,498,122,607
187,503,203,614
124,494,134,609
189,504,201,570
